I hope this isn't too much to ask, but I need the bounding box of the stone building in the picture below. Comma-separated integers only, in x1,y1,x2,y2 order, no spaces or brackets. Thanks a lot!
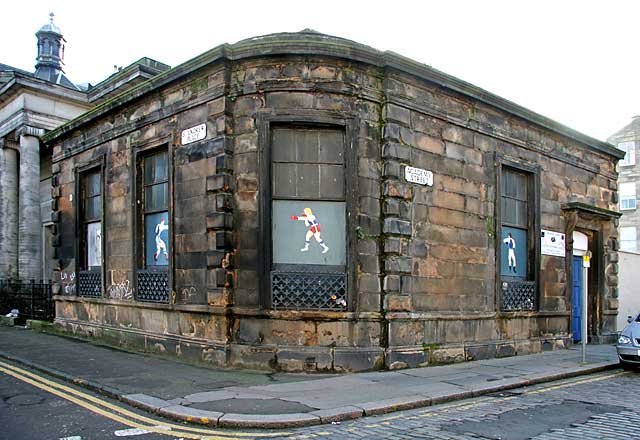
0,15,169,282
607,117,640,253
44,31,624,372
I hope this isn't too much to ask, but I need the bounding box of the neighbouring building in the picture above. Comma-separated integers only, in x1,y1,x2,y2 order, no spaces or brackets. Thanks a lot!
607,117,640,331
0,14,170,283
607,117,640,253
43,31,624,372
617,250,640,330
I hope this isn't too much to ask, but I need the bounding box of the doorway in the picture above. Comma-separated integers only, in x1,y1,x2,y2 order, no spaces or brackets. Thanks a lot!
571,230,593,343
572,256,583,342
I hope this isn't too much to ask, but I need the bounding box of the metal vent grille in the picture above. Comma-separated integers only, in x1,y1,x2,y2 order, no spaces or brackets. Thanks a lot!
501,280,536,311
137,270,169,303
78,271,102,297
271,271,347,311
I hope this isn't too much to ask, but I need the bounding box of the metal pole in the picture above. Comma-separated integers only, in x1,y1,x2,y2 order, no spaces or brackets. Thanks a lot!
581,260,588,363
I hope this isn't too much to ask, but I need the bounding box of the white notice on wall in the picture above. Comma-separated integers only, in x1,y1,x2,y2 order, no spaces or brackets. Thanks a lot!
181,123,207,145
541,229,566,257
404,166,433,186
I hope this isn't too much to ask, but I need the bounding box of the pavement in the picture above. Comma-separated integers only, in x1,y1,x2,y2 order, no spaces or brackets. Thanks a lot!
0,323,620,429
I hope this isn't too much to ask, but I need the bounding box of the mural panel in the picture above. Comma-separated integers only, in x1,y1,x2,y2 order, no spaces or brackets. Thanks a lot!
272,200,346,266
86,222,102,268
145,212,169,267
501,226,527,278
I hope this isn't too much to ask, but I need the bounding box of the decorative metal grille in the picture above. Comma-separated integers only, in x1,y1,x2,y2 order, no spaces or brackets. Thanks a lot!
271,271,347,311
137,270,169,303
501,280,536,311
78,271,102,297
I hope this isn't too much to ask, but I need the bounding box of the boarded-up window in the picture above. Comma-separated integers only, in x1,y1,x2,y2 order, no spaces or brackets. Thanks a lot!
81,171,102,270
78,169,102,297
143,151,169,267
500,167,529,279
270,127,347,310
135,148,170,304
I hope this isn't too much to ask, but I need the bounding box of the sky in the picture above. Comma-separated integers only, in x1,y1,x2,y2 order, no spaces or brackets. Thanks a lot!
2,0,638,142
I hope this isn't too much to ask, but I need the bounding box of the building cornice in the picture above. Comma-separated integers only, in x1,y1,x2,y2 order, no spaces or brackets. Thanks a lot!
41,31,624,160
561,202,622,219
0,72,89,107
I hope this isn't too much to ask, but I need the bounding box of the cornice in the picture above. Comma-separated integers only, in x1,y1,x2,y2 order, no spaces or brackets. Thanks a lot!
41,31,624,160
561,202,622,219
0,72,89,106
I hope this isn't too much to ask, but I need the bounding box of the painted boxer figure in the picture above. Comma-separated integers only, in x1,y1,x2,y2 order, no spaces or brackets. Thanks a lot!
503,232,517,273
154,217,169,262
291,207,329,254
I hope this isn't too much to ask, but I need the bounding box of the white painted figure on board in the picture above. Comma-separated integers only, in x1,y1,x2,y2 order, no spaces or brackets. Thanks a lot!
291,207,329,254
503,232,517,273
154,217,169,262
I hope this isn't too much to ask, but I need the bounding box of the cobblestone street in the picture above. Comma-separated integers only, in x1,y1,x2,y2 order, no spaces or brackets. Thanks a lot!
277,370,639,440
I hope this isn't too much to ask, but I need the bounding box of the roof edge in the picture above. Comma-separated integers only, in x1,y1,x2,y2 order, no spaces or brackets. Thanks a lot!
41,32,624,159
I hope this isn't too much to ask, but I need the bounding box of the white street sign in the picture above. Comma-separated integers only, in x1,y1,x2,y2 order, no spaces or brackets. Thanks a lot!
181,123,206,145
405,166,433,186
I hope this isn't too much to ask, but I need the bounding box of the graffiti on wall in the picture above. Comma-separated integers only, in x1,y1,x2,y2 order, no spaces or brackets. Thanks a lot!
60,272,76,295
107,280,133,300
180,286,197,303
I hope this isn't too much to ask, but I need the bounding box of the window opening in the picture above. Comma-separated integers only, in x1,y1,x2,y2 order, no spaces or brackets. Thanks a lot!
136,150,170,302
78,170,102,297
270,127,347,310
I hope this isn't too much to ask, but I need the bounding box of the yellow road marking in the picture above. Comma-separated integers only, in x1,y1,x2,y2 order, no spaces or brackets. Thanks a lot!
0,360,292,439
0,364,210,439
523,371,627,395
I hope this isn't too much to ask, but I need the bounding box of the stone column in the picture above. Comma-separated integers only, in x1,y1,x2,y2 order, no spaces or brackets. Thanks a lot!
0,138,19,279
18,127,45,281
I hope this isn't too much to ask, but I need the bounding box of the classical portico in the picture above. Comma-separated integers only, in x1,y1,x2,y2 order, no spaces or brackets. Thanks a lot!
18,126,46,280
0,137,19,278
0,14,169,282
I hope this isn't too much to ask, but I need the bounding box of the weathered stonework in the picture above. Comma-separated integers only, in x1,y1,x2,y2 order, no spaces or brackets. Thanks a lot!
43,31,623,372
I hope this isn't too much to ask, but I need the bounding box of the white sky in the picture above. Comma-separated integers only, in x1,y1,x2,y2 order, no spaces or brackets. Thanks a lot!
3,0,638,142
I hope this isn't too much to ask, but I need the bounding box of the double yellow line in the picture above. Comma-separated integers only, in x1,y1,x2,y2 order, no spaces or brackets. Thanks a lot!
0,360,291,439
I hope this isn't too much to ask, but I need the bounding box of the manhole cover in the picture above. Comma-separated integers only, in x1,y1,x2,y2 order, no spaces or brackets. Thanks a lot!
6,393,45,406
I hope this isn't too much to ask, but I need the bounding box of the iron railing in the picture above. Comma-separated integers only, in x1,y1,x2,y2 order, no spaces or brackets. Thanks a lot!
0,279,54,322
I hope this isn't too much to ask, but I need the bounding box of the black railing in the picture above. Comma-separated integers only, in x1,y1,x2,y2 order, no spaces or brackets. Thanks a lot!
0,279,54,322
